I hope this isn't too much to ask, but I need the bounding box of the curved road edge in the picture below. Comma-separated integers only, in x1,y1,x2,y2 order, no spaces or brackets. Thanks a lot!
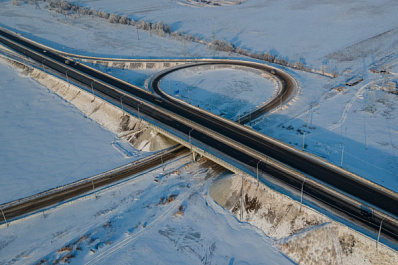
1,27,398,245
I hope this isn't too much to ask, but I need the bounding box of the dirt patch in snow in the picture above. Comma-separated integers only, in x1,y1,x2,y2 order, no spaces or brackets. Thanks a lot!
177,0,247,7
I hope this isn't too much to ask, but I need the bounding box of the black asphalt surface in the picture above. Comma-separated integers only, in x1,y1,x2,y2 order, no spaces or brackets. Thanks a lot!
0,146,187,223
151,62,398,217
1,28,397,243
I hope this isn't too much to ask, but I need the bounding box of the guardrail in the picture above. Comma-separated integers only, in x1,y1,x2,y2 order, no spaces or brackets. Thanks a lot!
1,27,398,245
0,146,186,224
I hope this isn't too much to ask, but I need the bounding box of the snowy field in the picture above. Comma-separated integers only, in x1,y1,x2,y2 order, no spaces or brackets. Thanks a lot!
69,0,398,72
255,70,398,192
159,62,398,192
0,0,395,199
0,156,294,265
1,0,394,192
0,2,218,59
0,0,398,263
0,0,395,208
161,65,277,120
0,59,143,204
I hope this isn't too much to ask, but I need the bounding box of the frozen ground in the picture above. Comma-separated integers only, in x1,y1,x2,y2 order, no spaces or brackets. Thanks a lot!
0,1,397,263
255,70,398,192
0,0,395,202
1,0,394,191
70,0,398,72
161,65,277,119
159,61,398,192
0,156,294,265
0,1,219,59
0,58,142,204
210,173,398,265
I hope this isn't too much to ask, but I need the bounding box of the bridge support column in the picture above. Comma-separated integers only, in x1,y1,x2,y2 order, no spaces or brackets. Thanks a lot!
192,151,196,161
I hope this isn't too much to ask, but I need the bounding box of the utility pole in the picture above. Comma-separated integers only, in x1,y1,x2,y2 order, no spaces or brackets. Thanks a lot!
1,209,8,227
188,86,191,104
189,128,194,152
211,27,216,57
300,179,306,212
377,218,384,250
90,81,95,100
65,69,70,83
120,95,125,114
340,145,344,167
366,136,369,150
256,160,261,187
137,102,142,121
91,180,97,199
240,174,244,221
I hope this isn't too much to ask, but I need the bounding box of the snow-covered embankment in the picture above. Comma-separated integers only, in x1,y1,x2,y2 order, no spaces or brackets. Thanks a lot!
5,58,177,152
210,174,398,265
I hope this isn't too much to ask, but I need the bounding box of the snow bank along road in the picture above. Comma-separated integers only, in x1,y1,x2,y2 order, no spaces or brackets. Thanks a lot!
1,27,398,244
0,145,186,225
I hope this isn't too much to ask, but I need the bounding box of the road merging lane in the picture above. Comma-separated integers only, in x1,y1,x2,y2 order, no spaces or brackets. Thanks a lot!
1,27,398,244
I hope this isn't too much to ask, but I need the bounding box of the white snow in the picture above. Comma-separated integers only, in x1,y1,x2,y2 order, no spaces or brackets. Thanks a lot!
0,2,216,59
161,64,277,119
0,58,142,204
210,173,398,265
1,0,398,263
60,0,398,72
254,70,398,192
0,156,294,265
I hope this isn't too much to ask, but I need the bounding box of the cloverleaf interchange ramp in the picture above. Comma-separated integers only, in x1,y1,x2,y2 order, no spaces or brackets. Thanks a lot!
0,27,398,245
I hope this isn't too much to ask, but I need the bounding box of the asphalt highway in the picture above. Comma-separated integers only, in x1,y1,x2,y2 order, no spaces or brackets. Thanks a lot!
1,28,397,243
150,63,398,217
150,61,296,124
0,146,187,223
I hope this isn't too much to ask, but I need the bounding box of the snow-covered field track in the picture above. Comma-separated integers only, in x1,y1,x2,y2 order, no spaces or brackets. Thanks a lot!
1,26,398,246
1,1,398,263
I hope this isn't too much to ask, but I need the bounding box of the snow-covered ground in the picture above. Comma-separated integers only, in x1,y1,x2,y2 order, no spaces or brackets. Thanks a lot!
0,156,294,265
1,0,398,263
159,63,398,192
161,65,277,120
64,0,398,72
255,70,398,192
210,173,398,265
1,0,392,191
0,1,217,59
0,58,146,204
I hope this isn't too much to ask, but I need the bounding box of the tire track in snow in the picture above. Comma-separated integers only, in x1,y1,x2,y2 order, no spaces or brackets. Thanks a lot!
328,82,371,132
84,173,207,265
